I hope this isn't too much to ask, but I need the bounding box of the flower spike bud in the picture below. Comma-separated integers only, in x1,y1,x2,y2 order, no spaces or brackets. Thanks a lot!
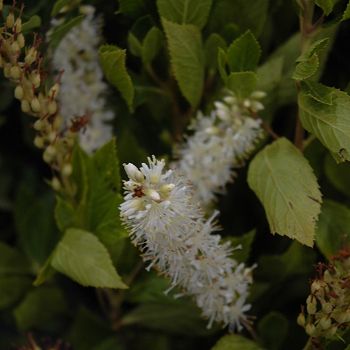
124,163,144,183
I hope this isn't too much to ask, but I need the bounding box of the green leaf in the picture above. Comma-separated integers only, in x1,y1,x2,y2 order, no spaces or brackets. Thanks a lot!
247,138,322,247
157,0,213,29
300,80,334,105
162,18,204,107
299,85,350,162
324,152,350,196
204,33,227,71
0,242,32,275
68,307,116,350
218,47,229,82
227,71,257,98
15,185,59,264
257,241,316,282
51,0,71,16
293,38,329,80
292,53,319,80
229,230,256,263
315,200,350,259
121,302,212,336
142,27,163,64
14,286,68,331
314,0,335,15
257,312,288,350
49,15,84,49
21,15,41,33
51,228,127,289
227,31,261,72
128,33,143,57
211,334,263,350
343,1,350,21
99,45,134,111
118,0,146,18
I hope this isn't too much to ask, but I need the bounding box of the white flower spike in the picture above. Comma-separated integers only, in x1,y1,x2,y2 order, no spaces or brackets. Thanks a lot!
175,90,265,206
50,6,114,153
120,156,254,331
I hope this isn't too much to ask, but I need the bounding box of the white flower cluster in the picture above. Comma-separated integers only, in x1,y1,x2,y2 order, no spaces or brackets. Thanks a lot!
51,6,114,153
175,91,265,206
120,157,254,331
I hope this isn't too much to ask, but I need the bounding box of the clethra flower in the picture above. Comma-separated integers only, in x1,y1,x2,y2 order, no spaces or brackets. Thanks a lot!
175,90,265,206
50,5,114,153
120,156,254,331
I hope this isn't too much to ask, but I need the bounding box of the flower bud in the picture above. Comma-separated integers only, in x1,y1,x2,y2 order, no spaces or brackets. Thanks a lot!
3,64,11,78
124,163,144,182
14,85,24,100
10,66,21,80
305,323,316,336
34,136,44,148
25,48,37,65
297,313,306,327
145,189,161,202
306,295,317,315
14,18,22,32
49,83,60,97
48,100,58,115
319,317,331,330
51,177,61,191
10,41,20,54
62,164,73,177
30,97,41,113
251,91,267,99
17,33,25,48
322,302,333,314
6,13,15,28
43,145,56,163
30,72,41,88
21,100,31,113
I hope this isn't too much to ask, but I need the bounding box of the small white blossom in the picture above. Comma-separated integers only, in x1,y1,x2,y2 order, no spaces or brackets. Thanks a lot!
50,6,114,153
120,157,254,331
175,90,265,206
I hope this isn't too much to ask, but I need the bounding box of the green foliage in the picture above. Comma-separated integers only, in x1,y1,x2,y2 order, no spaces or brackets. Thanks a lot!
227,31,261,72
162,18,204,107
248,138,322,247
316,200,350,259
51,228,127,288
142,27,164,64
314,0,335,15
48,15,85,49
227,71,258,98
257,312,288,350
299,85,350,162
21,15,41,33
14,286,68,331
211,334,263,350
157,0,213,29
204,33,227,71
293,38,329,80
99,45,135,111
229,230,256,263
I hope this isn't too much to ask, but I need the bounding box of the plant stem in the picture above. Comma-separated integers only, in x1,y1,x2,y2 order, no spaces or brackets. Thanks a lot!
302,337,313,350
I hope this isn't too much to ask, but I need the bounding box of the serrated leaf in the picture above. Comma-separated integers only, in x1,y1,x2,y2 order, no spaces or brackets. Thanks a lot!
218,47,228,81
204,33,227,71
248,138,322,247
293,38,328,80
300,80,334,105
324,152,350,196
51,228,127,289
99,45,134,111
211,334,263,350
315,0,335,15
316,200,350,259
227,71,257,98
292,53,319,80
157,0,212,29
257,312,288,350
49,15,84,49
227,31,261,72
299,85,350,162
142,27,163,64
162,18,204,107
